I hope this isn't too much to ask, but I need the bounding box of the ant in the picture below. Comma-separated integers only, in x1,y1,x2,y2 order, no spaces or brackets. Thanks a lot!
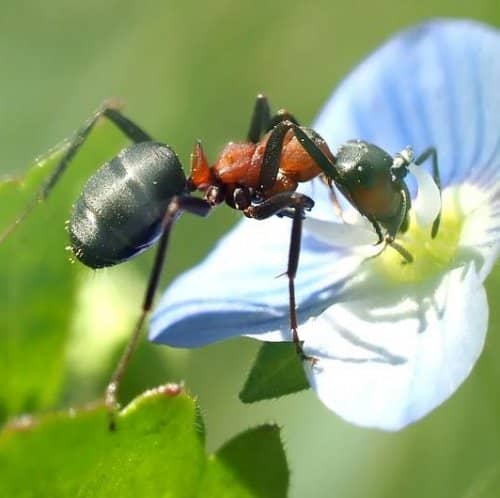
0,94,441,428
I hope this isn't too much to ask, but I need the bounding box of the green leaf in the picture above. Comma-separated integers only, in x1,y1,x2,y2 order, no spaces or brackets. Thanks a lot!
0,387,204,497
0,387,289,498
202,425,289,498
0,122,138,420
239,342,309,403
0,144,73,419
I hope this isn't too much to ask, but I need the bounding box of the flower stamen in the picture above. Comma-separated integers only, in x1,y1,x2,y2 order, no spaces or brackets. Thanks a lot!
375,188,466,284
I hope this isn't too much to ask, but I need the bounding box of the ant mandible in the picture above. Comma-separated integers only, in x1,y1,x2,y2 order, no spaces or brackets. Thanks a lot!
0,94,441,427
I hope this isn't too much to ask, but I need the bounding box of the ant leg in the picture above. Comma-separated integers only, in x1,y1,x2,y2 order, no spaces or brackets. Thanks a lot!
415,147,440,192
293,126,343,183
257,119,320,191
263,122,413,263
365,237,413,264
385,190,413,264
266,109,300,131
259,120,340,193
244,191,314,220
365,215,384,245
414,147,441,237
245,192,315,362
319,176,345,220
258,120,294,190
41,106,152,200
378,187,413,263
384,184,411,241
106,195,211,430
247,94,272,143
387,240,413,263
247,94,300,144
286,205,314,361
0,103,152,244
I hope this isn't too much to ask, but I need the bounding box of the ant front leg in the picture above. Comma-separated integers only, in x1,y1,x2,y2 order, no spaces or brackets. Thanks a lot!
414,147,441,237
106,195,211,430
257,119,309,191
0,103,152,244
286,203,316,363
244,192,316,363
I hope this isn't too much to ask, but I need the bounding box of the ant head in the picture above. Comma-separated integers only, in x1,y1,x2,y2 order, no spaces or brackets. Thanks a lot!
336,140,394,190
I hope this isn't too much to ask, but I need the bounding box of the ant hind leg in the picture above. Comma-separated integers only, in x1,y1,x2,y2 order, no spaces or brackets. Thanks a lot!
0,103,153,244
106,195,211,430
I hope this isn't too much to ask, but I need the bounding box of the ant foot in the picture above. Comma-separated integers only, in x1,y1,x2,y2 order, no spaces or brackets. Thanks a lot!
295,342,318,365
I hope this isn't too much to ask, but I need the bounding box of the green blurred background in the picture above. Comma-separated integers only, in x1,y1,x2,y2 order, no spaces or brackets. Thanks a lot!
1,1,499,496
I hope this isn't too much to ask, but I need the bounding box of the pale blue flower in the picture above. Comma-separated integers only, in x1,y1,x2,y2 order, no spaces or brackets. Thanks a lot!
150,20,500,430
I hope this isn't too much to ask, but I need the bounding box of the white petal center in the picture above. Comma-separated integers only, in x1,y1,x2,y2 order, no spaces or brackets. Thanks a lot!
409,163,442,229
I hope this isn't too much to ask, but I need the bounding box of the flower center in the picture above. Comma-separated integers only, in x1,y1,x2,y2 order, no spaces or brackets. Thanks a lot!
374,188,465,284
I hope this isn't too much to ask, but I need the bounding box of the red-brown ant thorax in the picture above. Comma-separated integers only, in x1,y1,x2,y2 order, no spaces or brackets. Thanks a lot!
213,141,262,187
278,130,324,183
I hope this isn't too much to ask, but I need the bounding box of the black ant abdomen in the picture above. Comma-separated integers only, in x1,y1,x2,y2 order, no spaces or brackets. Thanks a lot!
69,142,186,268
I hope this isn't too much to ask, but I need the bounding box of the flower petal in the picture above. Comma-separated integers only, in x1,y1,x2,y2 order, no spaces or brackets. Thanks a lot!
150,215,363,347
301,262,488,430
409,163,441,229
312,19,500,220
452,185,500,282
150,18,499,412
303,216,377,248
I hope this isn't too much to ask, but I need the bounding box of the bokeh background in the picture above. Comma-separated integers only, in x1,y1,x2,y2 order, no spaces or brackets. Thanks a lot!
1,1,499,496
